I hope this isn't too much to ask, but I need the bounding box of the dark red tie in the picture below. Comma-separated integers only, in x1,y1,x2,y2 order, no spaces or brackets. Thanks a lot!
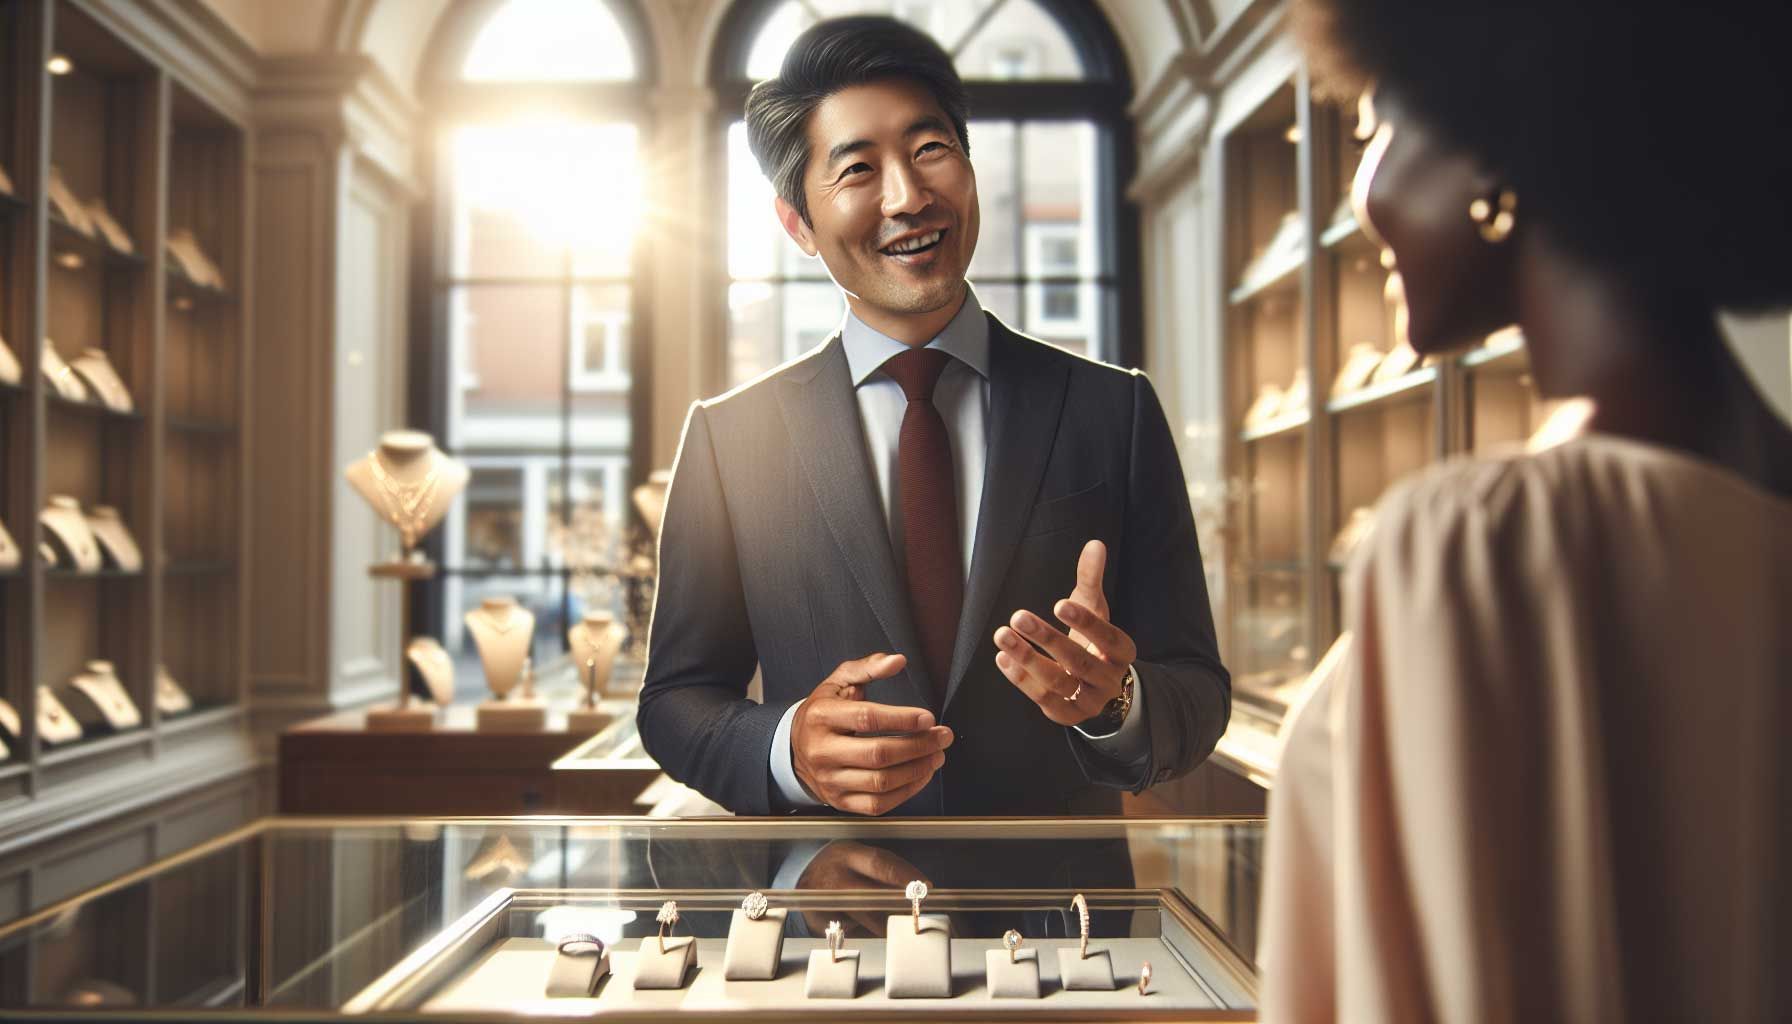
882,347,963,706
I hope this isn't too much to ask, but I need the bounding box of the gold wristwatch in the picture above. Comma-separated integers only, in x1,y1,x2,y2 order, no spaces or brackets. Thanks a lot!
1087,664,1137,733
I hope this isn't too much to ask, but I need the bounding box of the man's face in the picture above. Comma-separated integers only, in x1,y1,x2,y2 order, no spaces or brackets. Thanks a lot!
778,78,980,319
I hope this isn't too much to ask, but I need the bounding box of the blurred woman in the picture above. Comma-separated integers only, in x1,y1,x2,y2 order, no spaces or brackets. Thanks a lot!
1260,1,1791,1020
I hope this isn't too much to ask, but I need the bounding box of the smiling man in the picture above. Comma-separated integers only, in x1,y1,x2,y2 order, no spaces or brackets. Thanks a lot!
636,16,1229,816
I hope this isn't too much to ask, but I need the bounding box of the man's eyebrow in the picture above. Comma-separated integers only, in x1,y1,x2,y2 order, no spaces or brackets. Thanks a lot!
823,117,953,168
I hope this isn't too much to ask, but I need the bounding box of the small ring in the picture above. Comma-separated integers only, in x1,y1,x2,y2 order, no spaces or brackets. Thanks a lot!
1065,681,1085,703
556,933,605,958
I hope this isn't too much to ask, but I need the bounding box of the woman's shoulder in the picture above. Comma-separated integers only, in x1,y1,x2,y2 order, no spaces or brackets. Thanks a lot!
1374,432,1783,546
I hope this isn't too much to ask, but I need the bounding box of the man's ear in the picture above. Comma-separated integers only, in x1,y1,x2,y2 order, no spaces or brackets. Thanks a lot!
775,195,819,257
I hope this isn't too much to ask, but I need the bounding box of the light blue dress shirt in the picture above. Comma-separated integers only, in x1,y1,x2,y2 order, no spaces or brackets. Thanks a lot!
768,287,1148,809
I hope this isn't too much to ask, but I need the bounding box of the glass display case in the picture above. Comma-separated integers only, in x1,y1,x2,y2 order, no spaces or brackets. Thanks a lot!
0,816,1264,1019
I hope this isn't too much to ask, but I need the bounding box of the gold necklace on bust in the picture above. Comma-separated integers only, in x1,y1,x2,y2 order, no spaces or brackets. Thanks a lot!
367,450,441,548
480,603,523,635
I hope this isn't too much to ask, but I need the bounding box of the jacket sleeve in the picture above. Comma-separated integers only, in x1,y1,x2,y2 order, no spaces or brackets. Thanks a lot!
1069,371,1231,792
635,402,787,815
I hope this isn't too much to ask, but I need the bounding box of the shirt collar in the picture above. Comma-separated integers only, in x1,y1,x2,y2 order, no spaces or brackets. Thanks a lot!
842,285,989,387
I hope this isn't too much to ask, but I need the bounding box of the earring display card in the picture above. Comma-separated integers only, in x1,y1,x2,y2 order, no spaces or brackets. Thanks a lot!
884,914,952,998
721,908,787,980
985,947,1041,998
1057,946,1117,991
631,937,696,990
804,949,859,999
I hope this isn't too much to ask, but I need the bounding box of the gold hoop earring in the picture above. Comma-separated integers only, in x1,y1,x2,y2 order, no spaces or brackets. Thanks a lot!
1469,189,1517,244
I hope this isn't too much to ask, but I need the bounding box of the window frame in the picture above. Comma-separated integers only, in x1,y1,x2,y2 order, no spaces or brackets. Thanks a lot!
409,0,658,672
707,0,1143,394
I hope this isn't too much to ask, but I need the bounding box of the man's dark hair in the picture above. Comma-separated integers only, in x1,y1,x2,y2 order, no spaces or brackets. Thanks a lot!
744,16,970,226
1295,0,1792,313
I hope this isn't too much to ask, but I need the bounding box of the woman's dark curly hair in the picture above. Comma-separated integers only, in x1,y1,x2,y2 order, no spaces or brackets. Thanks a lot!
1294,0,1792,313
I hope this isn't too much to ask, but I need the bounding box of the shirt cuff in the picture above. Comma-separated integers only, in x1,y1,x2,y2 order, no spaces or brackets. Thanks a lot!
1073,668,1149,763
770,699,824,810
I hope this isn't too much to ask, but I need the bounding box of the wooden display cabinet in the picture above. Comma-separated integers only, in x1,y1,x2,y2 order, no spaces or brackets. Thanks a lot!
0,0,251,814
1210,66,1549,794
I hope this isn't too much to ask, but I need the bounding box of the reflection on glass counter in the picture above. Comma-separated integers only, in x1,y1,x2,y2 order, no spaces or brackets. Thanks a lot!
0,817,1265,1019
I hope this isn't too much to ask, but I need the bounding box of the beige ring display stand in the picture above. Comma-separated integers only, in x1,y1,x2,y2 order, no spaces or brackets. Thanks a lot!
41,496,102,572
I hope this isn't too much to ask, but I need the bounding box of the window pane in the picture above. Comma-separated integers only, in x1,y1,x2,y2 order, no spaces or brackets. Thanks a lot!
952,0,1085,79
965,121,1018,279
727,282,844,387
461,466,528,570
445,574,567,703
974,282,1020,330
727,122,823,281
743,0,1080,81
451,121,638,280
568,284,631,393
462,0,636,82
448,284,565,452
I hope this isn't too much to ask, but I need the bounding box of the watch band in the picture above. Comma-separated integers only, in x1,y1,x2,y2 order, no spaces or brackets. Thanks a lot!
1093,664,1137,731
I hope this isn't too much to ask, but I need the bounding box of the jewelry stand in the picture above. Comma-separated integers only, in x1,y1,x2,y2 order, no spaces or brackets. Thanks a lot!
721,907,787,981
804,950,859,999
544,945,610,997
36,686,83,746
632,938,696,990
884,914,953,998
985,948,1041,998
1056,947,1116,991
345,432,468,734
566,612,623,732
366,555,437,732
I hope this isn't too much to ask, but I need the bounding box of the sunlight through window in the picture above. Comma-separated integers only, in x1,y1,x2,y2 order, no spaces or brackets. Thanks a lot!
462,0,636,81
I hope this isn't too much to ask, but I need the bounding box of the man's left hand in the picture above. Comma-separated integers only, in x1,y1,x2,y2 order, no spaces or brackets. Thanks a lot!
993,539,1137,727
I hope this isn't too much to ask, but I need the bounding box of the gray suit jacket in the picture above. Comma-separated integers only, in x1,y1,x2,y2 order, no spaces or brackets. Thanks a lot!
637,314,1229,815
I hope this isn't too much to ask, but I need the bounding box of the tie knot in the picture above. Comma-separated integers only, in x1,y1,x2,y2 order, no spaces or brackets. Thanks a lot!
882,347,952,402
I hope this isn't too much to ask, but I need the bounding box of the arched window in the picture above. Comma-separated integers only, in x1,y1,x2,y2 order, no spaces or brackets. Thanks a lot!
416,0,655,693
714,0,1140,388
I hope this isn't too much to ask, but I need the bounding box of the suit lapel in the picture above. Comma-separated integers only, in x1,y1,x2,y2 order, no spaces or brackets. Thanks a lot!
942,317,1069,711
778,336,932,709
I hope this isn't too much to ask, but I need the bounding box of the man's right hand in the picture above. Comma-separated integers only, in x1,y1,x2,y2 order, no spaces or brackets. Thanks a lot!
792,653,953,816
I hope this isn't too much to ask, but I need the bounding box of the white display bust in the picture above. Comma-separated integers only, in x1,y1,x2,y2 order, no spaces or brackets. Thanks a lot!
465,596,534,698
567,611,625,706
343,430,470,553
632,469,672,539
405,637,456,705
0,332,20,386
40,340,89,402
41,496,101,572
69,349,133,412
0,518,19,571
85,506,142,572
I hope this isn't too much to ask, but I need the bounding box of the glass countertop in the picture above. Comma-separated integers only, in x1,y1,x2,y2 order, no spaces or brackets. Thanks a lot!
0,816,1264,1019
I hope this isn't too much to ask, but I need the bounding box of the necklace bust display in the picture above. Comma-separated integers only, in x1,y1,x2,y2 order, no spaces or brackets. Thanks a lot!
632,469,673,540
40,340,90,402
69,349,133,412
468,596,546,731
405,637,456,705
0,332,19,386
465,596,534,699
63,660,142,732
344,431,469,553
85,506,142,572
567,611,626,707
41,496,102,572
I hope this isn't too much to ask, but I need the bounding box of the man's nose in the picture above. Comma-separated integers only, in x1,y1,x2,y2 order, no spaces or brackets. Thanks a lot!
880,162,930,218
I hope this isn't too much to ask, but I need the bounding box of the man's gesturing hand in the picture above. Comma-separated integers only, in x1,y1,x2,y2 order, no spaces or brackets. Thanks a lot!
993,539,1137,727
792,653,954,816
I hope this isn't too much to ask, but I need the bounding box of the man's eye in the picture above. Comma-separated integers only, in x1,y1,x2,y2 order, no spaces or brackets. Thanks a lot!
843,162,871,177
918,142,946,156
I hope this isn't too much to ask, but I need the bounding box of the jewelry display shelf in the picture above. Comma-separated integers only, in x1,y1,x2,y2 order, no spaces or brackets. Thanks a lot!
44,391,144,421
46,211,148,271
1208,63,1563,800
0,0,252,860
1325,364,1439,415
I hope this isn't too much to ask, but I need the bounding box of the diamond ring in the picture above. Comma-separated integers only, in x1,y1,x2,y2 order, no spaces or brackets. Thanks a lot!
555,932,605,958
